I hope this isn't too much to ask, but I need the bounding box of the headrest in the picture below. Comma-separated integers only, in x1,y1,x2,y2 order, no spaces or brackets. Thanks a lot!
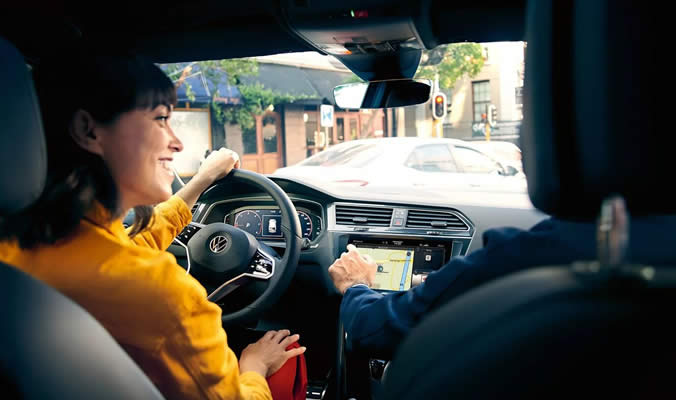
521,0,667,219
0,37,47,215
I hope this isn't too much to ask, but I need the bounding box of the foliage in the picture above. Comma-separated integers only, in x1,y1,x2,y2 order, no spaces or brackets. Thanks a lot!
416,43,485,89
214,83,311,130
162,60,309,129
339,43,484,90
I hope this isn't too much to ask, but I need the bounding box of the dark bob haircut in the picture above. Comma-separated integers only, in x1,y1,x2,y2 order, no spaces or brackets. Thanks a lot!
0,54,177,248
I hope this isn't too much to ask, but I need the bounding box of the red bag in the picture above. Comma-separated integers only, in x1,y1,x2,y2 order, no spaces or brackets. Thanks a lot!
266,342,308,400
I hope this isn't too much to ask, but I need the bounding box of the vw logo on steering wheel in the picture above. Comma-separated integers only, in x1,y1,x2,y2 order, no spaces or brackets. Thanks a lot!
209,235,229,254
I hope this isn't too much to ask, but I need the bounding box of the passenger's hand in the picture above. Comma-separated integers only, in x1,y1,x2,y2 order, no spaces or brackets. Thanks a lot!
328,244,377,294
195,147,240,184
239,330,306,378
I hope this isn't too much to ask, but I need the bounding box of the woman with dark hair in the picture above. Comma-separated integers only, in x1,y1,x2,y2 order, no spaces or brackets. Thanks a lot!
0,55,304,400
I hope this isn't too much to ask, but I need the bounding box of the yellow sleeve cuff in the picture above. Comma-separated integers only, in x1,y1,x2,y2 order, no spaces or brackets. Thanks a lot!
239,371,272,400
160,195,193,227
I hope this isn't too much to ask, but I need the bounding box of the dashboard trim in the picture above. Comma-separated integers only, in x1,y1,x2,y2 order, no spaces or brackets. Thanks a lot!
192,203,207,222
328,202,475,238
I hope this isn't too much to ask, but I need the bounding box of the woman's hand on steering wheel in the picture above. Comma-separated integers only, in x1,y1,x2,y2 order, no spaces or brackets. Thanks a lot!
176,147,241,211
197,147,241,183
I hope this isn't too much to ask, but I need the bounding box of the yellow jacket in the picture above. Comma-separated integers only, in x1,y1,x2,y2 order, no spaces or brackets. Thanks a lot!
0,196,272,400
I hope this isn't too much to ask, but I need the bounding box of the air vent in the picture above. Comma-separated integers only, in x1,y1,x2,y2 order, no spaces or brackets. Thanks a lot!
406,209,468,231
335,204,393,227
191,204,200,215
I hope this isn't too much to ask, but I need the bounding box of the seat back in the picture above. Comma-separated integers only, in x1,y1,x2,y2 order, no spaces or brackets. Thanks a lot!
0,262,165,399
381,265,676,398
381,0,673,397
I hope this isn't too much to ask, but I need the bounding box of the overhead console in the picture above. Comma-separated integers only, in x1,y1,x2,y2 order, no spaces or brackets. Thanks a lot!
279,0,436,80
329,202,474,292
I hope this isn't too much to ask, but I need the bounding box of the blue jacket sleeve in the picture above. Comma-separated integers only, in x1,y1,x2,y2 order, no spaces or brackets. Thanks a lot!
339,218,595,356
340,246,492,357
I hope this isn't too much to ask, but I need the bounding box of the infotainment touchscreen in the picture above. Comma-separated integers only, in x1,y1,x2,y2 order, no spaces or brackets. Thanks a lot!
347,237,456,292
353,245,415,291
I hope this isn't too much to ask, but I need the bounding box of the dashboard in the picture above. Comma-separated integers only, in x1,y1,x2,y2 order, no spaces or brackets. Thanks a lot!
194,196,475,293
191,183,487,293
169,176,548,386
183,177,547,296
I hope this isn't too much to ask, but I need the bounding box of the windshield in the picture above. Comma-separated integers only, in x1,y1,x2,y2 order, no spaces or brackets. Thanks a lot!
297,143,384,167
161,41,527,195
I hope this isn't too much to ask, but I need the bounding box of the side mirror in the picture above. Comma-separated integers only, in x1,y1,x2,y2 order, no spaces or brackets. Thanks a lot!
502,165,519,176
334,79,432,109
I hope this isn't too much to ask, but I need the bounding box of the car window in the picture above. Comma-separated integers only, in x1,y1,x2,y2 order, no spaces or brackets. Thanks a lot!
405,144,458,172
453,146,501,174
160,41,527,191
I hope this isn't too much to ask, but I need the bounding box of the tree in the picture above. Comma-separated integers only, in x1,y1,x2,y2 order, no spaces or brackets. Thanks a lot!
416,43,485,90
337,44,483,136
162,60,308,130
163,59,258,103
340,43,484,90
215,82,310,131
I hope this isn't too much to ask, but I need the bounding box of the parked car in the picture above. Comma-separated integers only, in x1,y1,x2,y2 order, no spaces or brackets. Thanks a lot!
273,137,527,192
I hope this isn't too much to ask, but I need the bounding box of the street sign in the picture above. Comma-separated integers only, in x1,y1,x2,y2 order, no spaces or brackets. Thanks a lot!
320,104,334,127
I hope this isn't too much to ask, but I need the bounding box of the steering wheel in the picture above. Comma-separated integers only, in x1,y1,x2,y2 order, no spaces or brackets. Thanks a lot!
172,169,302,325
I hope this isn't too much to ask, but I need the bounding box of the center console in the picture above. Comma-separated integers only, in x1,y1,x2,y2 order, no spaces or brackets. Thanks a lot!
327,203,475,398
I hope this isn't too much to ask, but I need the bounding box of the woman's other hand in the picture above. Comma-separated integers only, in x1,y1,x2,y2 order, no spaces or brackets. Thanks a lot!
239,330,306,377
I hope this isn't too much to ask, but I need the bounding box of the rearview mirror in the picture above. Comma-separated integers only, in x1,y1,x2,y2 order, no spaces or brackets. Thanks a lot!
333,79,432,109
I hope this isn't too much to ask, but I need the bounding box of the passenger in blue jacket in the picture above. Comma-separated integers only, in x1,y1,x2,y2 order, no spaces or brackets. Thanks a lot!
328,216,676,357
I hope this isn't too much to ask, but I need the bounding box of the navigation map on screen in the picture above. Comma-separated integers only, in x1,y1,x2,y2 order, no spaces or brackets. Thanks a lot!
355,246,414,291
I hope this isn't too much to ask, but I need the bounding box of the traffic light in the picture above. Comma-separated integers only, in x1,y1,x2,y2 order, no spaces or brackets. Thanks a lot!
432,93,447,120
488,105,498,126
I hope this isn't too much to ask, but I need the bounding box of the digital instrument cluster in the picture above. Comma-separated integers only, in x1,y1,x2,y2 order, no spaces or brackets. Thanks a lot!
229,208,322,240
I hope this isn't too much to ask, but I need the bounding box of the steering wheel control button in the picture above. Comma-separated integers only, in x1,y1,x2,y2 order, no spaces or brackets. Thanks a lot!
249,251,274,277
178,224,202,244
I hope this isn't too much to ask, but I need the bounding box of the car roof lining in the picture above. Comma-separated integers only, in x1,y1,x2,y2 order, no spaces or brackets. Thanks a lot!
1,0,526,64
